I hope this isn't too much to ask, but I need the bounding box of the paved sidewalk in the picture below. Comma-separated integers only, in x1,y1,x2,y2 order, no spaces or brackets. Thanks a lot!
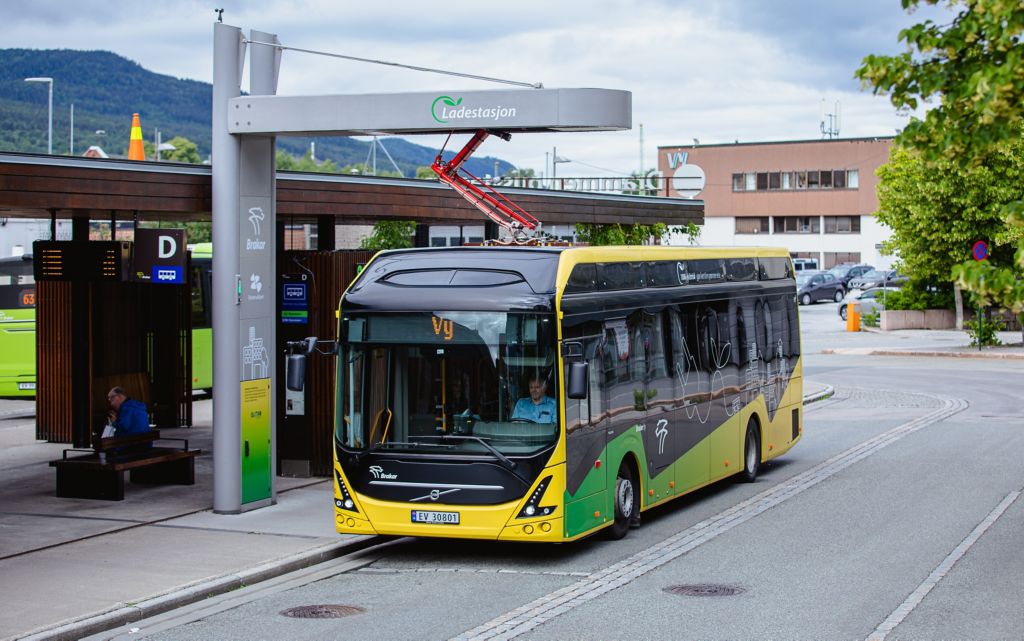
2,383,834,641
822,327,1024,359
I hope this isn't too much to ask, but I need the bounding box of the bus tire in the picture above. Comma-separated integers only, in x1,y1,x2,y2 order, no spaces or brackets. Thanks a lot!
741,419,761,483
608,461,639,540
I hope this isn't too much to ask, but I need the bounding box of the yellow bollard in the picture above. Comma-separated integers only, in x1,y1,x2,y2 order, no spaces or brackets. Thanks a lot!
846,301,861,332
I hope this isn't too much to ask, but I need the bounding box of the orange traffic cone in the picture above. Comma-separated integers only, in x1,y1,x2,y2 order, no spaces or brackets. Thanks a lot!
127,113,145,161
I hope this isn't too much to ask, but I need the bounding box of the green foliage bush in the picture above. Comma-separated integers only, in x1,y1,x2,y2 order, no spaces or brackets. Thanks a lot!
882,283,954,311
965,315,1004,347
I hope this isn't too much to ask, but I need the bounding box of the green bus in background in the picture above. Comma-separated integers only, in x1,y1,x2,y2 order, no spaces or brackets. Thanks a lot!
0,248,214,397
0,255,37,397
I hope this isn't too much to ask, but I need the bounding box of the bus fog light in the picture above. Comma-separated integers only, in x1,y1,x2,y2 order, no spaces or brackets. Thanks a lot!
344,499,354,509
346,518,355,527
540,522,551,533
524,525,534,534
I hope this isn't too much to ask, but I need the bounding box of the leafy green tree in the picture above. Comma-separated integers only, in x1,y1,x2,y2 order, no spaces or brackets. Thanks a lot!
574,223,670,246
875,141,1024,321
276,150,339,173
163,136,202,164
856,0,1024,329
416,165,438,180
360,221,417,251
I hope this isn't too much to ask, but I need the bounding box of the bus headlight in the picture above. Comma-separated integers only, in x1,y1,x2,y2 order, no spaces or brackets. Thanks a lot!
517,475,555,519
335,469,359,513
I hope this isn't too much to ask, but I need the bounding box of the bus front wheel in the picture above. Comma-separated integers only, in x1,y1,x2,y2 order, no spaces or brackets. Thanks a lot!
608,462,639,540
741,420,761,483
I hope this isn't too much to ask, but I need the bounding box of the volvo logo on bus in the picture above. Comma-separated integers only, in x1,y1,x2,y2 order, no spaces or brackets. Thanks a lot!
368,465,397,480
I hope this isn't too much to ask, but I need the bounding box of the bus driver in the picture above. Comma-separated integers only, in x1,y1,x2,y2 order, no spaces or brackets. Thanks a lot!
511,375,556,423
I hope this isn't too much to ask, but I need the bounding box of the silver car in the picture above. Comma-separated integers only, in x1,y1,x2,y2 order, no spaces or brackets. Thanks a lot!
838,287,899,321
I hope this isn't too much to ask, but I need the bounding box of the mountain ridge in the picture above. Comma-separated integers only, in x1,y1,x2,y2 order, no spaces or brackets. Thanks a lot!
0,48,514,177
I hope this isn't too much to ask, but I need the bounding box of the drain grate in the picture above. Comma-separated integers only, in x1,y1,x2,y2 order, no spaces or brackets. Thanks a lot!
281,604,365,619
663,584,746,597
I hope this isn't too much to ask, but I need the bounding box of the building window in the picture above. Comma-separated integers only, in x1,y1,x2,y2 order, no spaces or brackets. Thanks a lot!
796,171,808,189
744,173,756,191
782,172,792,189
735,217,769,234
820,170,832,188
847,169,859,188
807,171,820,189
833,170,846,189
824,252,861,268
773,216,820,234
729,167,860,192
756,172,768,190
732,173,745,191
824,216,861,233
769,172,781,190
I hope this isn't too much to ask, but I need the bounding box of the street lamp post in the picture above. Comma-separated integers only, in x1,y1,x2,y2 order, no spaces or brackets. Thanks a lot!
24,77,53,154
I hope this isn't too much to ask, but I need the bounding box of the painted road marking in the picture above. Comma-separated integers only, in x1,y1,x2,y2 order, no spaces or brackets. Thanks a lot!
452,392,969,641
865,490,1021,641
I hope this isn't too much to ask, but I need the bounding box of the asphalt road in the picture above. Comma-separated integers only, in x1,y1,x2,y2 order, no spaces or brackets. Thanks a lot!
103,299,1024,641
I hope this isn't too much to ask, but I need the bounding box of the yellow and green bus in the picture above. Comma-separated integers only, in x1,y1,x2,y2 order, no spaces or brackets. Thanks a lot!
323,245,803,541
0,255,37,396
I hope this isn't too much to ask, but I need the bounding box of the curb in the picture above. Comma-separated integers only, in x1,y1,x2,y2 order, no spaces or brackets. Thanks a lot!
803,384,835,404
822,348,1024,360
15,536,381,641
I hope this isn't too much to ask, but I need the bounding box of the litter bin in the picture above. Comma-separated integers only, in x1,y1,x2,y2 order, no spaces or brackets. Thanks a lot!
846,301,861,332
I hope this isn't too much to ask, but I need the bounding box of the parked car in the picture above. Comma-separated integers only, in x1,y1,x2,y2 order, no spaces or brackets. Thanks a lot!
796,270,845,305
838,286,899,321
826,263,874,289
848,269,908,290
792,257,819,272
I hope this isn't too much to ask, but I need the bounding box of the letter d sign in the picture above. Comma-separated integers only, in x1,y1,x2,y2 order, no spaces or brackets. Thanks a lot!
158,235,177,259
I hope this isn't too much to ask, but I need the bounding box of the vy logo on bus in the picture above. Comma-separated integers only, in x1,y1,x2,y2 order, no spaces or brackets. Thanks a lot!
432,315,454,341
369,465,397,480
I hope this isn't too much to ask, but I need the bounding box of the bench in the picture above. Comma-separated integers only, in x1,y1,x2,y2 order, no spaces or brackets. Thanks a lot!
49,430,201,501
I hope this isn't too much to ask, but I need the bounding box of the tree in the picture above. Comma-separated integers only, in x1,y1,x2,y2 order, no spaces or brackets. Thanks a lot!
856,0,1024,326
163,136,202,164
574,223,670,246
875,141,1024,322
415,165,437,180
360,221,416,251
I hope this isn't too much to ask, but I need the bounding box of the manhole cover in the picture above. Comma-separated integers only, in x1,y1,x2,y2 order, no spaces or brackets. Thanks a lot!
663,584,746,597
280,604,365,619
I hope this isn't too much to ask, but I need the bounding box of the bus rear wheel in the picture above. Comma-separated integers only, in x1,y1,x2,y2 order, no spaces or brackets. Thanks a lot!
741,420,761,483
608,462,638,540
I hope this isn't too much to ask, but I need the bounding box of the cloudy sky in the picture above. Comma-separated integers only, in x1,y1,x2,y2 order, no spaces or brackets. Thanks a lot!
3,0,950,175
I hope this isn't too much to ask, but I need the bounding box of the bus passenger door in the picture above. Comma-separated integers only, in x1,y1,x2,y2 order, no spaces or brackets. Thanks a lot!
637,311,675,497
670,305,710,493
562,335,608,539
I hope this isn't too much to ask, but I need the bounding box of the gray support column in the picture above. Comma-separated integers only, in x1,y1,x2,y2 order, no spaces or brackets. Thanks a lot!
212,22,245,513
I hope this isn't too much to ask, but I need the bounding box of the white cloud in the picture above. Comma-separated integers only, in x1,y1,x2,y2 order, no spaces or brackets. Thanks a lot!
2,0,949,174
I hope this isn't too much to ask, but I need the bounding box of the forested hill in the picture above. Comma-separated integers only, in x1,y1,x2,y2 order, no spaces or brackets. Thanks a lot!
0,49,514,177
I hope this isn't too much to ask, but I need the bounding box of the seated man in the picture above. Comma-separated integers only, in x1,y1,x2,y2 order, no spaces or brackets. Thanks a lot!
511,376,556,423
106,386,150,437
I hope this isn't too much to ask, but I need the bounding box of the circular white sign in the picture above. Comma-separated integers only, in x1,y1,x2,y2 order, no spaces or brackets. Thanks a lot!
672,164,706,198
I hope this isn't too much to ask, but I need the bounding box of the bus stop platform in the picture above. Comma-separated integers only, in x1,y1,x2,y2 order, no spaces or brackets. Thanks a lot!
1,385,834,641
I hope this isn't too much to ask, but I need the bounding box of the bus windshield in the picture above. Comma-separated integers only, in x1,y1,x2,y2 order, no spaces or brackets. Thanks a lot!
336,311,558,456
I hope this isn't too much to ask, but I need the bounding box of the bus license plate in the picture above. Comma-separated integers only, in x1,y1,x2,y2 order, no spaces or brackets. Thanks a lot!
18,383,36,390
411,510,460,525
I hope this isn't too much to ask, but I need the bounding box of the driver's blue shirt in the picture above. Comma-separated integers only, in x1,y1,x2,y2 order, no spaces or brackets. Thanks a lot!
512,396,556,423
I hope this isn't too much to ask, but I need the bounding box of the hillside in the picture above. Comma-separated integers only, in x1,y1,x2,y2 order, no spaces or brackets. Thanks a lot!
0,49,514,177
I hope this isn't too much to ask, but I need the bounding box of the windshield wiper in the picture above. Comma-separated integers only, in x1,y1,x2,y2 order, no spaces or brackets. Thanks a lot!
415,435,527,482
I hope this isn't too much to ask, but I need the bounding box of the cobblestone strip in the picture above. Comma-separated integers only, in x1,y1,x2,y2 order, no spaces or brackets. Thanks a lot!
452,392,968,641
357,568,591,577
865,489,1021,641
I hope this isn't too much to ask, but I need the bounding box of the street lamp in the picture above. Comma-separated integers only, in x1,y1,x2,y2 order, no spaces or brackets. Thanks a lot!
552,146,570,179
24,77,53,155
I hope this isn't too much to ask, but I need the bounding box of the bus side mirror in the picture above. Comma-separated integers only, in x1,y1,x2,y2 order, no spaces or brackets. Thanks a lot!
286,354,306,392
567,362,588,399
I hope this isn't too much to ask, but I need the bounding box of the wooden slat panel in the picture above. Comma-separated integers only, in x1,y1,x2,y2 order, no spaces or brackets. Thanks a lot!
36,281,73,442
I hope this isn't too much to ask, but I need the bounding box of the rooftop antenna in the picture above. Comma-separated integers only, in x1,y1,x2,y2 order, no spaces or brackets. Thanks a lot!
820,99,841,139
214,8,224,22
